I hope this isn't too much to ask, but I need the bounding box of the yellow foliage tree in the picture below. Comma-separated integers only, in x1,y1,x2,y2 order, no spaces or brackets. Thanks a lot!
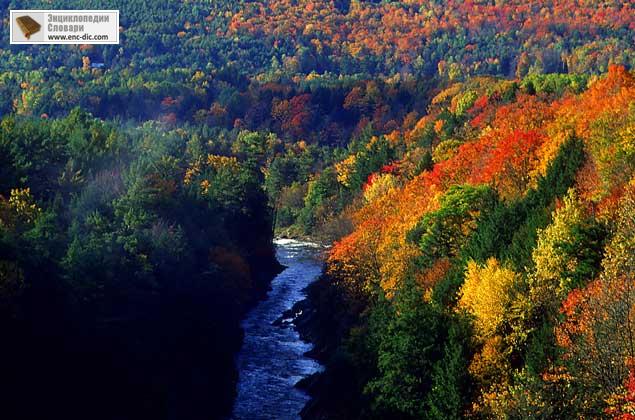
8,188,41,224
363,173,399,203
459,258,518,340
335,155,356,187
531,188,584,298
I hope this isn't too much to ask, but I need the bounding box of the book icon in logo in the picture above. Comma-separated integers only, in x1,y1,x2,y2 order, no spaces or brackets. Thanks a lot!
16,15,41,39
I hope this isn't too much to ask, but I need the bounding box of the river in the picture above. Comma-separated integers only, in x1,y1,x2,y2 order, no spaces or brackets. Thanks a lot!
231,239,324,420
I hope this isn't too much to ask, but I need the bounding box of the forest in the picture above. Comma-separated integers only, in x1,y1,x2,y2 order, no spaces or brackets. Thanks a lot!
1,0,634,419
300,65,635,419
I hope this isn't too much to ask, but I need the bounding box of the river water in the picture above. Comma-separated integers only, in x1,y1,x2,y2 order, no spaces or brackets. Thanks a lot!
231,239,324,420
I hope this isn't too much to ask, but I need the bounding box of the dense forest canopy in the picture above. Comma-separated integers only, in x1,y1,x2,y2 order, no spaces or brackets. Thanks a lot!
4,0,634,78
1,0,633,120
1,0,635,419
301,64,635,419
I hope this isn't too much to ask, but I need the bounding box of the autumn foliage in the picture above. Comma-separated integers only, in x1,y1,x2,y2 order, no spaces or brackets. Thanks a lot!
323,67,635,417
228,1,635,76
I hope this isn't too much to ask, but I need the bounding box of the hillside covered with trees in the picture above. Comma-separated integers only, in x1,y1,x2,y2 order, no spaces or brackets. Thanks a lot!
299,65,635,419
0,110,283,419
1,0,634,419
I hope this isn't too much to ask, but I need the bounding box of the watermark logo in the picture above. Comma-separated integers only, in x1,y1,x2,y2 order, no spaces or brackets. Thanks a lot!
10,10,119,44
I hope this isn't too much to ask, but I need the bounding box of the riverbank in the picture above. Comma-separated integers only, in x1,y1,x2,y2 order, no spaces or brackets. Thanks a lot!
287,273,371,420
232,240,326,419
